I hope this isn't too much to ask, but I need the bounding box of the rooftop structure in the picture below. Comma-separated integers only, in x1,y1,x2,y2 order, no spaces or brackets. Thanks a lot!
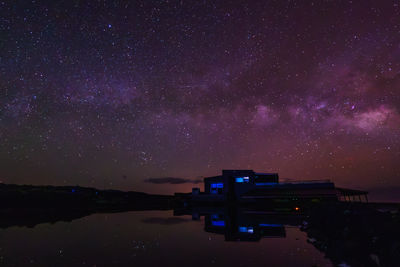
188,170,368,204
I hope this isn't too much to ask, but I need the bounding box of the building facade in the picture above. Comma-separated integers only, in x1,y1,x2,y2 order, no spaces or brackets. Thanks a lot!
204,170,279,201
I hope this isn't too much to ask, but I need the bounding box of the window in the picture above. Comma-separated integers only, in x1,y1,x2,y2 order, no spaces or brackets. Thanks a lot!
210,188,218,194
238,226,254,233
210,183,223,194
211,183,223,188
211,214,225,226
212,220,225,226
235,176,250,183
238,226,247,232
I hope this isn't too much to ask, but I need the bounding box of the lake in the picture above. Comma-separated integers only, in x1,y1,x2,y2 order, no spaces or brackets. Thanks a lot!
0,210,333,266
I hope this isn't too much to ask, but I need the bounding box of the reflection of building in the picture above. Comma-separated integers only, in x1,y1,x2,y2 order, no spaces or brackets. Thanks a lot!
186,170,367,204
174,206,302,242
206,211,286,242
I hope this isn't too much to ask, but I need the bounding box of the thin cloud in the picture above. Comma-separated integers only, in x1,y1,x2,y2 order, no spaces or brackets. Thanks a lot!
144,177,202,184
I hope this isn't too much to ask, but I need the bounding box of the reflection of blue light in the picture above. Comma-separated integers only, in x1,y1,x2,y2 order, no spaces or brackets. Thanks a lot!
238,226,254,233
71,189,75,193
211,183,223,188
255,183,277,186
259,223,282,227
239,226,247,232
212,220,225,226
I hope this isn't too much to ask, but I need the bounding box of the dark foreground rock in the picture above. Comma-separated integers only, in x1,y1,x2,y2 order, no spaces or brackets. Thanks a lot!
302,202,400,267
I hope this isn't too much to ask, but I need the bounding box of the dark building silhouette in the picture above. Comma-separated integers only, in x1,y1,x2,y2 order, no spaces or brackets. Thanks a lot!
184,170,368,204
204,170,279,201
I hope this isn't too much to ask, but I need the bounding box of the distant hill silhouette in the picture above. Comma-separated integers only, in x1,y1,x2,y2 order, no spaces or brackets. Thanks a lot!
0,183,172,228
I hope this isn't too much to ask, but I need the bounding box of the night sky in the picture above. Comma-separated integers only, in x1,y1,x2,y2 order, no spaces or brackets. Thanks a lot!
1,0,399,195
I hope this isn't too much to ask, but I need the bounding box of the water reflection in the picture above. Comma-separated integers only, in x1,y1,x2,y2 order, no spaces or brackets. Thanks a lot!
0,203,399,266
173,206,302,242
0,207,331,267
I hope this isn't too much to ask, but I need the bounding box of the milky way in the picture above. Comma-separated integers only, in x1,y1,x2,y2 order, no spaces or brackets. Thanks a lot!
1,1,399,195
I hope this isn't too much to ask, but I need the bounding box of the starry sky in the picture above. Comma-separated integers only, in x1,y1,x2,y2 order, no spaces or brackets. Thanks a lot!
1,0,399,196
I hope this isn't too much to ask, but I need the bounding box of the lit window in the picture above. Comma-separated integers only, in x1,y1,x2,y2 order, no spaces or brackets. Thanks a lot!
238,226,254,233
212,221,225,226
235,176,250,183
211,183,223,188
239,226,247,233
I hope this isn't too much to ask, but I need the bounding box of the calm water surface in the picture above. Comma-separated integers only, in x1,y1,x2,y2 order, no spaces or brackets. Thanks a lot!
0,210,333,266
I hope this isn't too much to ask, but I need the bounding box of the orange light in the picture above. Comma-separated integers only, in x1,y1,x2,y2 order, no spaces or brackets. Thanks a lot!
295,207,300,211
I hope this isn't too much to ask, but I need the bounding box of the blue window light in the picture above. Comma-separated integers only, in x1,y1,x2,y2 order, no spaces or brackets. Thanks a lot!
236,177,244,183
212,220,225,227
239,226,247,232
236,177,250,183
211,183,223,188
238,226,254,233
